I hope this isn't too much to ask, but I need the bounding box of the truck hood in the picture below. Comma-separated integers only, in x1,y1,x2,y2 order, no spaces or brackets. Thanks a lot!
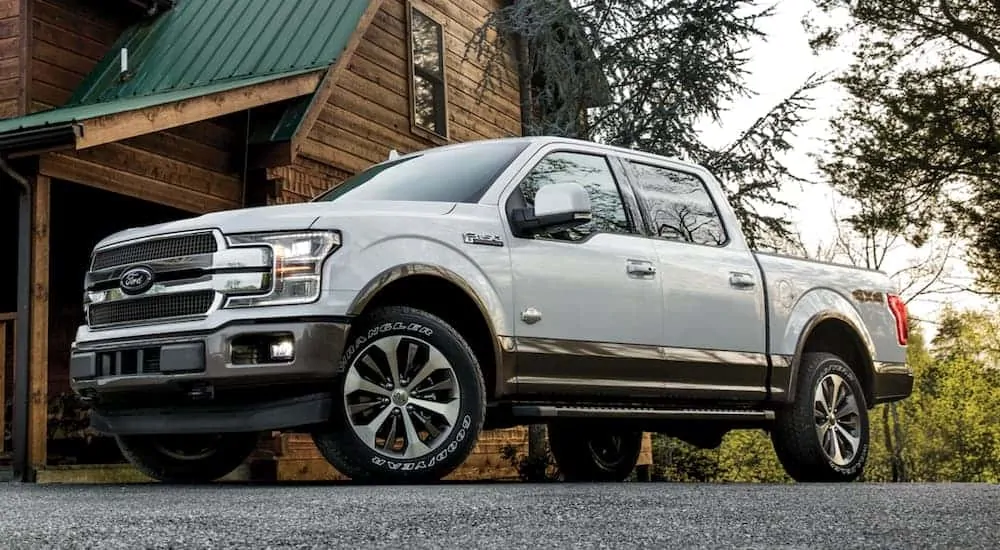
95,200,458,248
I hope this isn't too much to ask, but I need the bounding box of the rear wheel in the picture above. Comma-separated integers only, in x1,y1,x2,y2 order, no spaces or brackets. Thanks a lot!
771,351,870,482
312,306,486,483
115,432,258,483
547,422,642,482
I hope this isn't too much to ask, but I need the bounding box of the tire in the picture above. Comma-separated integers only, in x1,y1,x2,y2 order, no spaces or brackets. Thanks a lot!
547,422,642,482
771,351,870,482
115,432,259,483
311,305,487,484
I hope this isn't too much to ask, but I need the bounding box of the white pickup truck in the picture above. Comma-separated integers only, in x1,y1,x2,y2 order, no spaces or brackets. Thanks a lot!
70,136,912,484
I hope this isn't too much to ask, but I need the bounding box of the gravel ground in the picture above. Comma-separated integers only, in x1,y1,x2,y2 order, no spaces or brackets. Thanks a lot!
0,481,996,549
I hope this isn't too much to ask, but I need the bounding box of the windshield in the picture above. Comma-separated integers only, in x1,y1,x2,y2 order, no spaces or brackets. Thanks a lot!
313,141,530,203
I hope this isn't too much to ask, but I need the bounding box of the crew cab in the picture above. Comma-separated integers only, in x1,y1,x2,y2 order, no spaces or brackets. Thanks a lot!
69,136,913,483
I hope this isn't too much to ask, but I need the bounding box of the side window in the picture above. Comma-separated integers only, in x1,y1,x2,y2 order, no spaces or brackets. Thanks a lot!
516,151,634,241
408,2,448,138
627,161,727,246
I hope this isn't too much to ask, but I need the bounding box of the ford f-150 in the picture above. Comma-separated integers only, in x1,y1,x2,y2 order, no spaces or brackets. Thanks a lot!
69,136,913,484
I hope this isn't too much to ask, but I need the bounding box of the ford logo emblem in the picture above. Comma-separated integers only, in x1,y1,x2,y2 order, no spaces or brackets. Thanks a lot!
120,266,155,295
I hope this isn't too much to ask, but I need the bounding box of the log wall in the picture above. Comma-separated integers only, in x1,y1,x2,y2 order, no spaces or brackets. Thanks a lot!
281,0,522,201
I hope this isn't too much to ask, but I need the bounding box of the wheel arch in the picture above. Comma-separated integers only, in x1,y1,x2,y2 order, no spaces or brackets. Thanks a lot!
787,311,876,406
347,264,509,399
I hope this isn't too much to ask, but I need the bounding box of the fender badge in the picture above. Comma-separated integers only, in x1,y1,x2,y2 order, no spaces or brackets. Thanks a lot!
462,232,503,247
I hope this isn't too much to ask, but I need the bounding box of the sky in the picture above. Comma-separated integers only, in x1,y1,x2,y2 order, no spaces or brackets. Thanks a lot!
691,0,990,342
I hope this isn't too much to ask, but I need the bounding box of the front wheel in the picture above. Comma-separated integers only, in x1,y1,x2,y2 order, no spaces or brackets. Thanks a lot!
312,306,486,484
547,422,642,482
115,432,259,483
771,351,870,482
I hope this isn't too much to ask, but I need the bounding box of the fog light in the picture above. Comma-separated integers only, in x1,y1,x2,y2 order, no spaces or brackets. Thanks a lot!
269,339,295,362
231,333,295,365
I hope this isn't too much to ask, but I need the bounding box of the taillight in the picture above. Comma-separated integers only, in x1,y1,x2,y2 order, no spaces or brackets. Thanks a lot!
887,293,908,346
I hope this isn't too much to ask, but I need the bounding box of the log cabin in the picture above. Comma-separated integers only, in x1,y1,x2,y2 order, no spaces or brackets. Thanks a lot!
0,0,545,482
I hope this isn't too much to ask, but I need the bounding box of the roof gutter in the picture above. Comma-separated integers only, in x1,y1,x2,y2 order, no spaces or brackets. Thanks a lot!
0,155,33,482
0,123,78,158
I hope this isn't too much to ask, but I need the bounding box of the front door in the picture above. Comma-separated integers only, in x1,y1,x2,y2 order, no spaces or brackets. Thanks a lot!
617,157,769,401
502,147,665,399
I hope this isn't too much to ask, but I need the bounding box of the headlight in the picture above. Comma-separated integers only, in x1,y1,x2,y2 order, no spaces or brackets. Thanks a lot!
223,230,340,308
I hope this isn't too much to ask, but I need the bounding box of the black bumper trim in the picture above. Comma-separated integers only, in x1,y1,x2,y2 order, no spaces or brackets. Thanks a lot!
90,392,334,435
73,314,355,350
873,372,914,404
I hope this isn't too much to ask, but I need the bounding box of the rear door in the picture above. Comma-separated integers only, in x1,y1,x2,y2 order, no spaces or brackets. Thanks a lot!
614,156,770,401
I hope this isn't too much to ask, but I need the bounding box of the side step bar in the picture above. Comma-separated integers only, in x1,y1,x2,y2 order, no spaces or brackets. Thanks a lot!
510,405,775,422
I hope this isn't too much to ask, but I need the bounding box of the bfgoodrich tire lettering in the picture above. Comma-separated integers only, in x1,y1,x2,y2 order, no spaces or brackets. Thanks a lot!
312,305,486,483
771,351,870,482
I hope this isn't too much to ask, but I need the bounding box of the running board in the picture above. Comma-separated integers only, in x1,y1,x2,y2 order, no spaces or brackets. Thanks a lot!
510,405,775,422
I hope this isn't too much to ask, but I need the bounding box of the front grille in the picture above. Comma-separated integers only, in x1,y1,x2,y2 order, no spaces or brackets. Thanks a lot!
92,232,217,270
87,291,215,328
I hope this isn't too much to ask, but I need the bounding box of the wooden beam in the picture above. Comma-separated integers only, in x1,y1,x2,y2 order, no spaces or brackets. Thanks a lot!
40,152,235,214
75,71,324,150
290,0,386,162
29,174,49,471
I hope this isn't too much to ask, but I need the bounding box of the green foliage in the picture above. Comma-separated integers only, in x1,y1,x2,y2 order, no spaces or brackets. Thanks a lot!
651,430,789,483
807,0,1000,291
469,0,826,248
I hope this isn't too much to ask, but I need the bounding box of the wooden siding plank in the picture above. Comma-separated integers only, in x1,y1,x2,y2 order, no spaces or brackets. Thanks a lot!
32,0,121,45
0,97,17,117
30,78,69,107
0,36,18,60
0,15,18,40
32,39,91,76
31,59,81,93
125,131,235,174
31,17,107,61
0,0,18,20
170,119,238,152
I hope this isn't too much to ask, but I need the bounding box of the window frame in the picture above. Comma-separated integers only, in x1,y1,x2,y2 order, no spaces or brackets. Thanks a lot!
615,156,731,248
406,0,450,143
501,147,644,244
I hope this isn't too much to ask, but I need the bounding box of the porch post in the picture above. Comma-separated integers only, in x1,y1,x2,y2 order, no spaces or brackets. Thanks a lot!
28,175,49,474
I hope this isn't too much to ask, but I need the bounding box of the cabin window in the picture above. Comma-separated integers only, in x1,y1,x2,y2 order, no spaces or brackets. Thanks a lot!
408,3,448,138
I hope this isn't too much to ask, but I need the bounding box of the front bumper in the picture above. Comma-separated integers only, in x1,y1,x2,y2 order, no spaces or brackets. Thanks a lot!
69,317,351,435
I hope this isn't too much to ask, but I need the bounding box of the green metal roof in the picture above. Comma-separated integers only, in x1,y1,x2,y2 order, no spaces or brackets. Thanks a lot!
0,0,372,138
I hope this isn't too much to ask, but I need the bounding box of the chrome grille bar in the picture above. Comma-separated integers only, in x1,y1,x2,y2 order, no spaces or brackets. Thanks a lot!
91,231,217,271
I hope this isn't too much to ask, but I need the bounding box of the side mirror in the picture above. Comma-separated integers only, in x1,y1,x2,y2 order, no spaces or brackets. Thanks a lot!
510,182,592,237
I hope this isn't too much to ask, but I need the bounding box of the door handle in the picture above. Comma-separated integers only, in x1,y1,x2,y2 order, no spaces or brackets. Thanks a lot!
626,259,656,277
729,272,755,289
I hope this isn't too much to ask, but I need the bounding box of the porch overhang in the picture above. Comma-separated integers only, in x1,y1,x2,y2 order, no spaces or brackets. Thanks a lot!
0,70,324,158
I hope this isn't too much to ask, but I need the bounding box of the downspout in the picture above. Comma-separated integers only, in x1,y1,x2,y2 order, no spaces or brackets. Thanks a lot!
0,155,32,483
